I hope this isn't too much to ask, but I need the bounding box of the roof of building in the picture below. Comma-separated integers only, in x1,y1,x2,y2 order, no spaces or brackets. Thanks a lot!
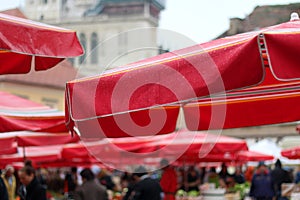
217,3,300,38
0,8,27,18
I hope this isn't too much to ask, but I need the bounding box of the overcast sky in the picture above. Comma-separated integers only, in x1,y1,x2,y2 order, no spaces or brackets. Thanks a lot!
1,0,300,43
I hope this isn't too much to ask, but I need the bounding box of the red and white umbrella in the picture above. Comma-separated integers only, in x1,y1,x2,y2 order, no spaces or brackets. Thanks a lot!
66,13,300,138
0,91,67,133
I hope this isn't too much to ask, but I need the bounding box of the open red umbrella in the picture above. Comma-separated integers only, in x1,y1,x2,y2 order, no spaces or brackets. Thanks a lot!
60,130,248,168
0,13,83,74
235,150,274,162
281,146,300,159
65,13,300,138
0,131,79,149
0,145,62,168
0,91,67,132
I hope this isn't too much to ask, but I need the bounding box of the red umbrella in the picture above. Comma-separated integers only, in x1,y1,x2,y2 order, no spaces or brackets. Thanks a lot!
184,68,300,130
0,131,79,149
0,91,67,132
60,130,248,168
0,13,83,74
0,145,62,168
235,150,274,162
65,14,300,138
281,146,300,159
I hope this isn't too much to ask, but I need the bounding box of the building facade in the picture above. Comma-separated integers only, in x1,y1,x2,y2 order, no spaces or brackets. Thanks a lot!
24,0,166,76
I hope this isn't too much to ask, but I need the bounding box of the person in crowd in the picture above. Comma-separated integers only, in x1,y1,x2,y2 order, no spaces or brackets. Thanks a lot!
17,160,47,200
233,166,245,184
36,168,47,189
98,169,117,191
1,165,16,200
159,159,177,200
294,165,300,184
0,175,8,200
271,159,292,200
121,172,136,200
129,166,162,200
204,167,221,188
74,168,108,200
185,166,200,192
249,161,275,200
64,166,78,199
244,166,255,182
218,163,231,186
200,167,206,185
176,168,185,191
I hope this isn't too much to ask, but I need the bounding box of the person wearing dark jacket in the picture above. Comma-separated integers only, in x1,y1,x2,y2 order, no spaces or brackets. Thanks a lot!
0,176,8,200
271,159,292,200
74,168,108,200
17,162,47,200
250,161,275,200
129,166,162,200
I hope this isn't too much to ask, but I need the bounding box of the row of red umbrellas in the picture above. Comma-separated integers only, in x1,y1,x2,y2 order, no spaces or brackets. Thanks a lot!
1,10,300,171
0,11,83,133
0,130,275,169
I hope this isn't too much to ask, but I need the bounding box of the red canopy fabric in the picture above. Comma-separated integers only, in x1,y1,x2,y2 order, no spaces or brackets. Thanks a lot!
62,130,248,168
235,150,274,162
65,17,300,138
0,91,67,133
0,131,79,149
281,146,300,159
0,145,61,168
0,13,83,75
184,68,300,130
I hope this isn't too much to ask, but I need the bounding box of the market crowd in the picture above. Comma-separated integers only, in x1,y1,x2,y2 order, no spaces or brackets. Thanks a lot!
0,159,298,200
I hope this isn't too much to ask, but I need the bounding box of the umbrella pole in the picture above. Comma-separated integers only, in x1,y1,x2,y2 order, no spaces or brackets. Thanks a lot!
23,146,26,162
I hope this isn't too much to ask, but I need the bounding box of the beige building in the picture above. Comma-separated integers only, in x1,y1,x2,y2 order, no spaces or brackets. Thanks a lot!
24,0,166,76
0,60,77,110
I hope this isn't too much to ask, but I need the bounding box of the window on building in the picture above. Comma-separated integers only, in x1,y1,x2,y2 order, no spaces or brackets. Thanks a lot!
41,0,48,4
91,32,98,64
79,33,87,64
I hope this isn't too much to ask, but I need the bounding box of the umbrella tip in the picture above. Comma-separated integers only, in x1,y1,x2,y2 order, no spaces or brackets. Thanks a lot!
290,12,299,21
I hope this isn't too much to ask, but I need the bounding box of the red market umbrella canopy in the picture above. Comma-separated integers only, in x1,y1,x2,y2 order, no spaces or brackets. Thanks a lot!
0,91,67,133
0,13,83,75
0,145,62,168
0,131,79,150
61,130,248,168
184,68,300,130
281,146,300,159
66,14,300,138
235,150,274,162
135,130,248,163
